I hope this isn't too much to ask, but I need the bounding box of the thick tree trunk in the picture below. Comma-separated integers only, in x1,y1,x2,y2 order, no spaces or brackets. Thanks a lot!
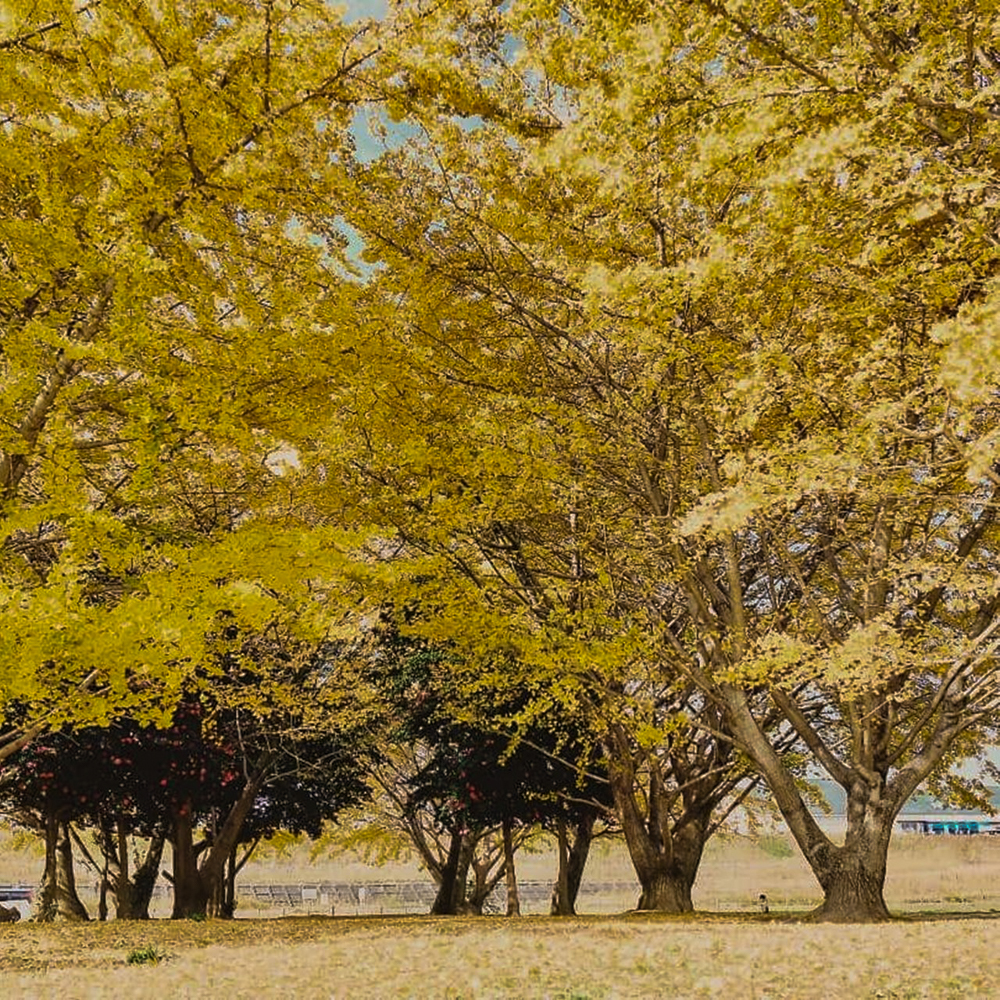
636,869,696,912
502,818,520,917
720,685,900,922
809,794,894,922
169,805,209,919
551,812,595,916
608,742,707,914
35,812,89,921
812,845,891,922
430,829,466,915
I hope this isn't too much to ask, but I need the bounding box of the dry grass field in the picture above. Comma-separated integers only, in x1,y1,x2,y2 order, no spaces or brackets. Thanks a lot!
4,829,1000,997
2,912,998,999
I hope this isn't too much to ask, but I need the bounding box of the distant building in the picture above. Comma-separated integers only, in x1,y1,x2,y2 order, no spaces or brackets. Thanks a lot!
790,779,1000,835
896,815,1000,836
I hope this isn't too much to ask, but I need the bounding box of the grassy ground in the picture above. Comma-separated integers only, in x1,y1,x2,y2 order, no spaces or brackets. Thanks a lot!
2,911,998,998
4,830,1000,996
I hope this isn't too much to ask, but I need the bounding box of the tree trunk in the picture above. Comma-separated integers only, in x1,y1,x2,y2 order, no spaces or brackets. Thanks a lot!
201,765,269,919
98,867,109,922
551,812,595,916
33,809,59,921
566,813,594,910
720,685,899,922
222,843,238,919
54,821,89,921
551,817,571,915
97,816,118,920
810,785,894,922
608,743,707,914
464,835,508,915
462,851,487,916
502,818,520,917
98,817,164,919
812,842,892,922
96,821,113,922
34,811,89,922
206,843,239,919
131,830,166,920
114,817,134,920
218,834,259,919
455,835,480,913
636,869,696,912
207,870,224,919
430,829,502,915
430,829,466,915
169,804,209,919
168,761,268,919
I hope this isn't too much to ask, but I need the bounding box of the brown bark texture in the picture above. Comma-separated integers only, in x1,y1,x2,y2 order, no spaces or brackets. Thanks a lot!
607,727,714,914
35,812,89,922
168,761,268,919
550,812,596,916
719,684,938,922
502,818,520,916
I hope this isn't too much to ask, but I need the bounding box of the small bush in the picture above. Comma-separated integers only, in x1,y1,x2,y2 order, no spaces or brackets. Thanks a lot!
126,946,167,966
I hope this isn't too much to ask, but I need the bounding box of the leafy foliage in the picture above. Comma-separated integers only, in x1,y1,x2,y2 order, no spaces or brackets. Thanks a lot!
5,0,1000,924
125,945,168,966
0,0,382,749
289,0,1000,918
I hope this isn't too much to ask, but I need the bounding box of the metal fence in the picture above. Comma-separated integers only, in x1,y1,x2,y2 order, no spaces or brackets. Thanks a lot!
235,879,640,915
0,878,643,918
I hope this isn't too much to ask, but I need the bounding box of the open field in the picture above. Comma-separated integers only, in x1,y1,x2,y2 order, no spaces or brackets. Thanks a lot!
4,831,1000,996
7,828,1000,917
2,912,999,999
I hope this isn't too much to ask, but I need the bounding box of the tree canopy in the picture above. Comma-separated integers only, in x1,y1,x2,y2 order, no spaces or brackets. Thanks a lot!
0,0,383,747
4,0,1000,923
297,0,1000,920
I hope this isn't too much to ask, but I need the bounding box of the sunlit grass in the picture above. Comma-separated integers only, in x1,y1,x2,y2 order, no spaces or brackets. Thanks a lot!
1,913,997,999
3,827,1000,996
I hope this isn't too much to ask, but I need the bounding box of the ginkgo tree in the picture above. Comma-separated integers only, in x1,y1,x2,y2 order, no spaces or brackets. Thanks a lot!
294,0,1000,922
7,0,1000,926
0,0,389,750
285,0,796,914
